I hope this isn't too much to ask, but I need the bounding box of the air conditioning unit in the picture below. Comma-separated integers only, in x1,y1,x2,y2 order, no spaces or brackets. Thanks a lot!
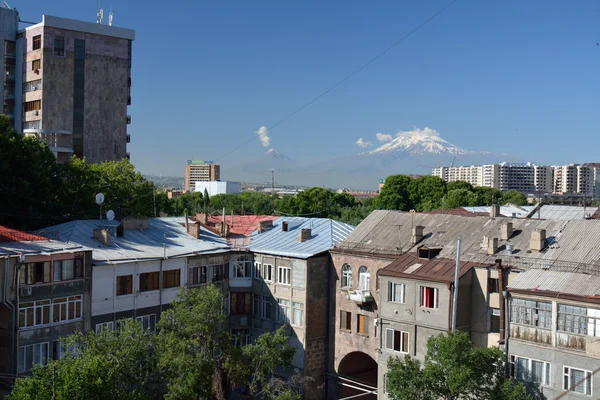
126,115,131,124
33,86,38,91
34,69,39,74
20,286,32,297
33,110,39,116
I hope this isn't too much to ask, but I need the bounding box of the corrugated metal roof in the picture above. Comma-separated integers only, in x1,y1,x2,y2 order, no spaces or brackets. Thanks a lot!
247,217,354,259
461,205,535,218
508,269,600,297
337,210,600,271
0,239,85,257
0,225,49,242
40,217,229,265
534,205,598,220
380,253,479,283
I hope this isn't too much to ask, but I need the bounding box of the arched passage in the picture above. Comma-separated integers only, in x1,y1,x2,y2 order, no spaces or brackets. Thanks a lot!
337,351,378,399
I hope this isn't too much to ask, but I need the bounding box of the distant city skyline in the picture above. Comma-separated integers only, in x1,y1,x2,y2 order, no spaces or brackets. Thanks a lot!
14,0,600,182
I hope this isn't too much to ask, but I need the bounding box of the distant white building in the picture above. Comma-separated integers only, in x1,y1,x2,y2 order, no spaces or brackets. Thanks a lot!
194,181,241,196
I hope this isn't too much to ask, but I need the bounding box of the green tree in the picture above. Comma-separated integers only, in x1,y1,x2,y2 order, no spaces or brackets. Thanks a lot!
446,180,474,192
374,175,415,210
410,176,447,211
386,332,532,400
156,285,240,400
474,187,503,206
204,188,210,207
502,190,528,206
445,189,477,209
8,320,161,400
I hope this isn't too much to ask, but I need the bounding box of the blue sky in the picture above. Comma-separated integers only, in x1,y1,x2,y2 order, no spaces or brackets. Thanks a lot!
16,0,600,178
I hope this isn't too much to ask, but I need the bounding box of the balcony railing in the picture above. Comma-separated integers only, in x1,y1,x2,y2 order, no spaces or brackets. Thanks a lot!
346,289,373,305
24,129,73,153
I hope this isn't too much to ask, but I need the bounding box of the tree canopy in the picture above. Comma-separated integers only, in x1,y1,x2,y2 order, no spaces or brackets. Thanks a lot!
386,331,532,400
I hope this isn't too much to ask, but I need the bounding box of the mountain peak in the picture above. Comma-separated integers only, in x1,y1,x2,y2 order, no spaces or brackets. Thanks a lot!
368,128,471,156
265,148,294,162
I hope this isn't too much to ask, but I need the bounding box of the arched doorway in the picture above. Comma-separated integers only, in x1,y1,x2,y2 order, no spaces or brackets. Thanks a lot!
337,351,378,399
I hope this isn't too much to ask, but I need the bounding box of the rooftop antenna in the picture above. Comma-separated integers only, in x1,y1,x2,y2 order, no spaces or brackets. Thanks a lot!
108,6,113,26
3,1,11,9
97,7,104,24
106,209,115,221
95,193,105,226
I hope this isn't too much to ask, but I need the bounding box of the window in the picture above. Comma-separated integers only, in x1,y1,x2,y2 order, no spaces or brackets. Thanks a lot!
52,296,82,323
510,355,550,386
563,366,592,396
491,308,500,333
231,328,250,347
292,302,304,326
163,269,180,289
31,59,41,71
511,299,552,329
188,265,207,285
262,264,273,282
558,304,600,336
231,254,252,278
52,259,74,281
230,292,251,314
32,35,41,50
74,258,84,278
488,278,499,293
24,100,41,112
53,340,79,360
277,299,291,324
357,314,368,334
341,264,352,289
96,321,114,334
385,329,409,353
19,262,51,285
136,314,156,332
388,282,405,303
254,262,261,279
340,310,351,331
18,342,48,372
420,286,438,309
222,293,230,316
54,36,64,56
253,294,272,319
213,262,226,281
116,275,133,296
278,266,291,285
19,300,50,328
140,272,159,292
358,266,370,291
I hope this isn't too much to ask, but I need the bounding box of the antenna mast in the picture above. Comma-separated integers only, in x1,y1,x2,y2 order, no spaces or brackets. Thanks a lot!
97,8,104,24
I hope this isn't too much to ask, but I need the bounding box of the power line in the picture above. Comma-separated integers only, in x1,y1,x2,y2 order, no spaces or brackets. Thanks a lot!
215,0,458,162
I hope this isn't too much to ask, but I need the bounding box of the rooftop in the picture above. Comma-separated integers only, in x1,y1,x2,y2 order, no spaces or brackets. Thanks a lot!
25,15,135,40
0,225,83,257
247,217,354,259
508,269,600,300
39,217,229,265
380,253,479,283
0,226,48,243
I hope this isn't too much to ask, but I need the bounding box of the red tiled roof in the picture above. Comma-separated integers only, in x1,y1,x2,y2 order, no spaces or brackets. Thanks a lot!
0,226,49,243
425,208,489,217
195,215,278,237
380,252,482,283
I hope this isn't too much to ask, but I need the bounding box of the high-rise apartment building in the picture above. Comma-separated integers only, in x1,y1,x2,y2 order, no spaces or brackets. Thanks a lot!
185,160,220,191
0,7,134,163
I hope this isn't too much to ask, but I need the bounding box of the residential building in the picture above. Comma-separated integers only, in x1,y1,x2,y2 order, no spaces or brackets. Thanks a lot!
2,9,135,163
0,225,93,395
507,270,600,399
194,180,241,196
247,217,354,399
184,160,220,191
40,217,229,334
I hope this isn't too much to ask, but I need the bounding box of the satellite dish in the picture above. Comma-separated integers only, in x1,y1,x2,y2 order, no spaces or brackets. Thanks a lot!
106,210,115,221
95,193,105,205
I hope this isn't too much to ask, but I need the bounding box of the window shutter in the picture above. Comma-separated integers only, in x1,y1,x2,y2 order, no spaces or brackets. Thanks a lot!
388,282,393,302
402,331,409,353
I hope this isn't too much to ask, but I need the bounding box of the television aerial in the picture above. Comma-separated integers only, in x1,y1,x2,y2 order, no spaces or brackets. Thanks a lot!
106,209,115,221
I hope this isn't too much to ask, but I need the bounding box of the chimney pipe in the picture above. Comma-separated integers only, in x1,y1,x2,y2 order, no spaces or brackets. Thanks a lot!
411,225,424,245
282,221,288,232
530,229,546,252
490,205,500,218
299,228,312,242
184,211,189,232
501,223,513,241
496,259,505,341
487,237,498,255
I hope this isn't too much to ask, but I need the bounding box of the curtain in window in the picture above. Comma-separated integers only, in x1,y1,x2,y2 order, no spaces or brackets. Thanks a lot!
531,360,543,383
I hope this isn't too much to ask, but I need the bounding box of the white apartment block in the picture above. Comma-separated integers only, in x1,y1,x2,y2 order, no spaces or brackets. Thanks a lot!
433,163,599,195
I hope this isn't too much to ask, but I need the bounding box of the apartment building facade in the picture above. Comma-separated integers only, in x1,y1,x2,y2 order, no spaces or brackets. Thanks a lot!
0,226,93,395
0,7,135,163
185,160,221,192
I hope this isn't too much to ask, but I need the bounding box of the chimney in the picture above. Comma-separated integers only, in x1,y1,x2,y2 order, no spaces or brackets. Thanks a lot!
282,221,288,232
258,220,273,233
187,221,200,239
490,205,500,218
487,237,498,255
216,222,229,238
93,228,111,246
530,229,546,252
122,217,150,231
501,222,513,241
116,224,124,237
411,225,424,245
299,228,312,242
195,213,208,225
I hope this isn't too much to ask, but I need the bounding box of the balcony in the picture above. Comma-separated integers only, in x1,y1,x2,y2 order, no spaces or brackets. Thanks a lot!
126,134,131,143
24,129,74,155
346,289,373,305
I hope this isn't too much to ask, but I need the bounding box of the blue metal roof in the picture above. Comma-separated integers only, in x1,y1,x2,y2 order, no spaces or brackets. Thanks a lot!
41,217,229,265
247,217,354,259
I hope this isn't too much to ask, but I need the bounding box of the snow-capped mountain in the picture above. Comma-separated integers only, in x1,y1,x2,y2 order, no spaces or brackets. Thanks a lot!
265,148,295,162
368,129,474,156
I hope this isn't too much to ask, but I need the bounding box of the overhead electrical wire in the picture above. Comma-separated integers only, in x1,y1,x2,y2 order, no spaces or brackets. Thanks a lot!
215,0,459,162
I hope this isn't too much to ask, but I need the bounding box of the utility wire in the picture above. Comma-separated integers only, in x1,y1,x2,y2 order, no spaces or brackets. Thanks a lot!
215,0,458,161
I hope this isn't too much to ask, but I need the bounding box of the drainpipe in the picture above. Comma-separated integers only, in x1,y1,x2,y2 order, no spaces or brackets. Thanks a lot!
13,254,25,378
495,259,505,341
